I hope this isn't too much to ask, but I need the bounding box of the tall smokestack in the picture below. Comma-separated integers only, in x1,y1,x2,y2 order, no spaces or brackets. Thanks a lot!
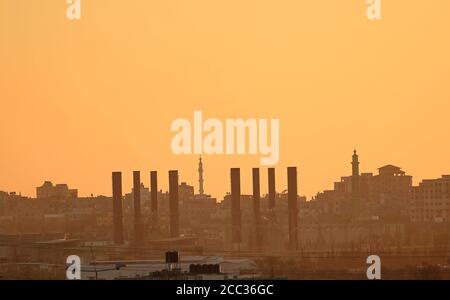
287,167,298,251
169,170,179,238
112,172,124,245
150,171,158,228
230,168,241,245
268,168,276,209
252,168,263,250
133,171,143,245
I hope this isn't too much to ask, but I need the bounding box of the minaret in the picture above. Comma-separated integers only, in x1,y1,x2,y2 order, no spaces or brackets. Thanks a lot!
351,149,360,214
198,157,204,195
352,149,360,177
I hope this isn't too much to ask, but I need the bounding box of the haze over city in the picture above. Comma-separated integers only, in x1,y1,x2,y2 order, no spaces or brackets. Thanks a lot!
2,0,450,284
2,1,450,199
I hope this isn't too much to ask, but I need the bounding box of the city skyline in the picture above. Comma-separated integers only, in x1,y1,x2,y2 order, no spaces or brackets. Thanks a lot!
2,148,450,280
3,150,449,202
2,1,450,201
2,0,450,284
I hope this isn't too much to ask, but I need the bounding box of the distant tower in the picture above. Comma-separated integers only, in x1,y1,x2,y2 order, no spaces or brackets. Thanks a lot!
351,149,360,214
287,167,298,251
169,170,179,238
133,171,143,245
112,172,124,245
230,168,242,246
198,157,204,195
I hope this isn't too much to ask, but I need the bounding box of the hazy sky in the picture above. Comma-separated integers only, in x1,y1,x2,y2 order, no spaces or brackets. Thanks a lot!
1,1,450,199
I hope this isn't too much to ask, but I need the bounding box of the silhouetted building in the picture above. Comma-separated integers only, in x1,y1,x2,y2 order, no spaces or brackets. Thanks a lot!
36,181,77,199
372,165,412,205
411,175,450,222
313,152,413,220
179,182,194,206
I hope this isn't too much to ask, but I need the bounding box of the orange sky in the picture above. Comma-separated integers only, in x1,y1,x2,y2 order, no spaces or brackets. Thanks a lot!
1,1,450,199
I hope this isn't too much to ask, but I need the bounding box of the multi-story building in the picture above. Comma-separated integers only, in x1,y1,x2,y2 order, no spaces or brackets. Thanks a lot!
410,175,450,222
312,152,412,220
36,181,78,199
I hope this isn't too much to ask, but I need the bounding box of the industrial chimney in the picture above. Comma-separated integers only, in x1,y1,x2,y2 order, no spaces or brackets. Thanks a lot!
112,172,124,245
133,171,143,245
150,171,158,229
252,168,263,250
268,168,276,209
287,167,298,251
230,168,242,246
169,170,180,238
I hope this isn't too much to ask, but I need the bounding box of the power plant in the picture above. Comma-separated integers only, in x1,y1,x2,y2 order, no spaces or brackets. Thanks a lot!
109,164,301,253
3,152,450,280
